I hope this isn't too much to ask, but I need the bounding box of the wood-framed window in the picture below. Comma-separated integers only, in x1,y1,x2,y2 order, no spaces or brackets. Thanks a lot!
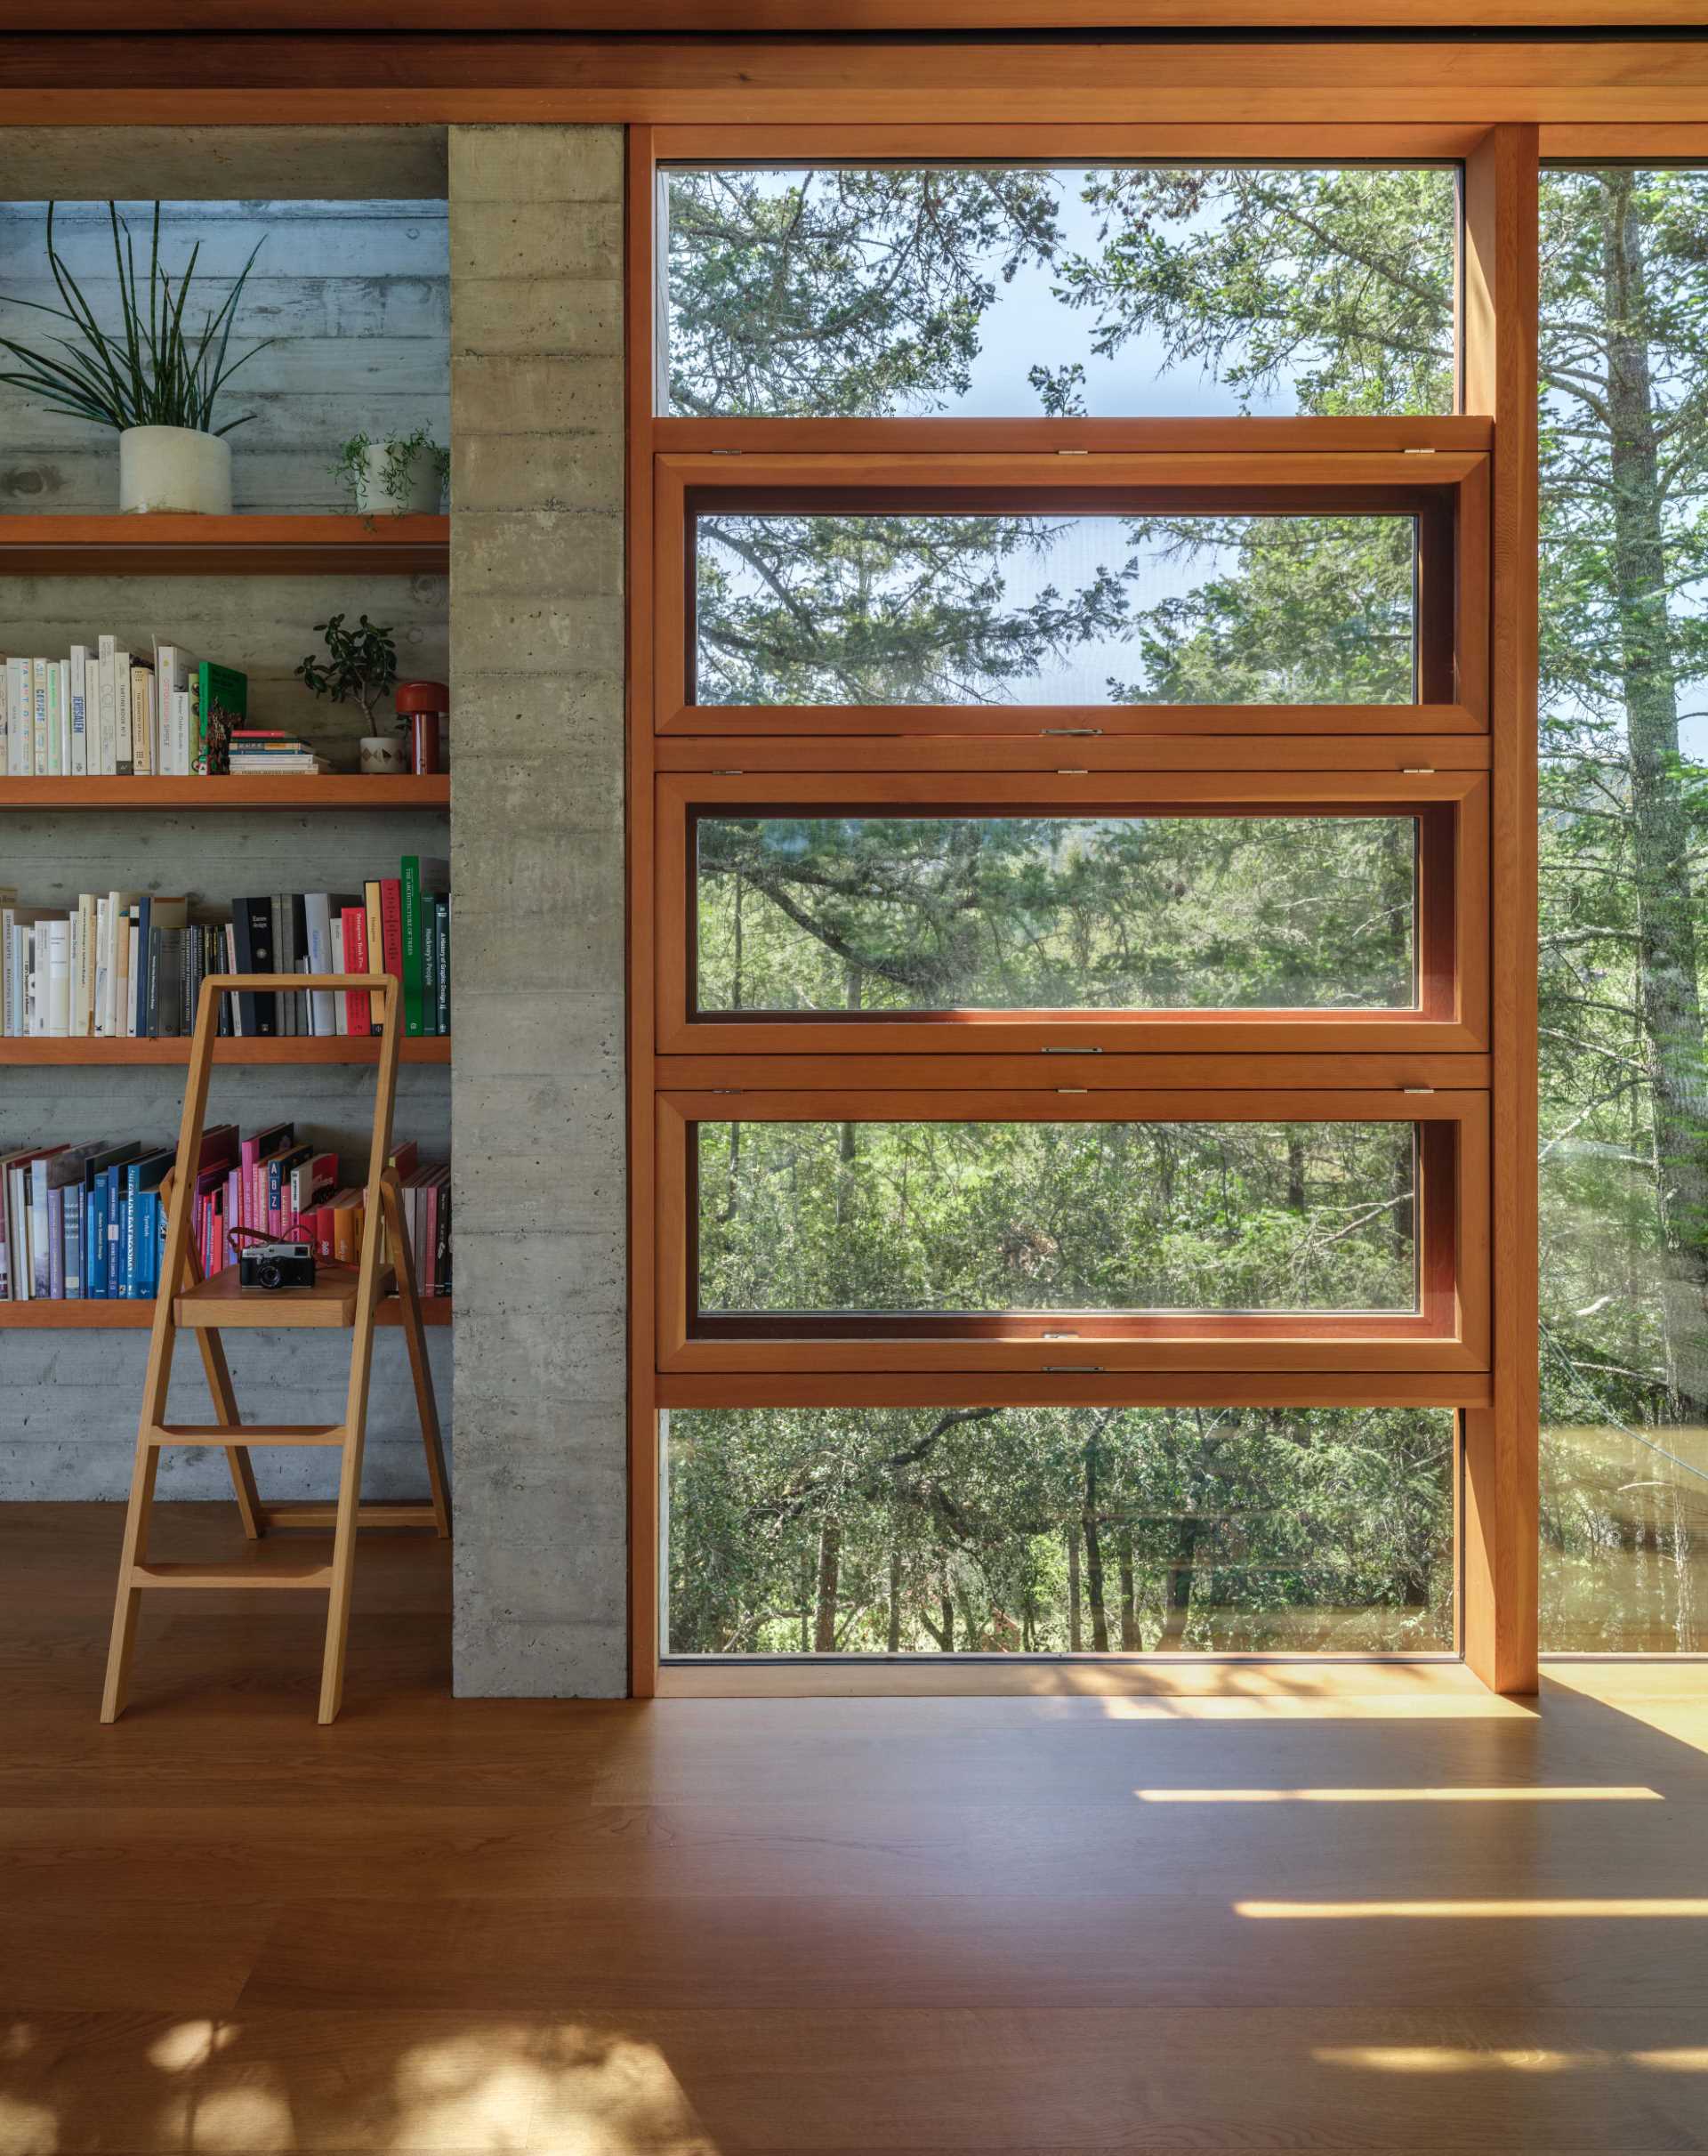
628,126,1533,1693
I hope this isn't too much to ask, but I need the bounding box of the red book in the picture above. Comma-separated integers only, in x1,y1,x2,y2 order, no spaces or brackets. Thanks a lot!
380,878,404,1013
309,1200,337,1263
341,905,372,1038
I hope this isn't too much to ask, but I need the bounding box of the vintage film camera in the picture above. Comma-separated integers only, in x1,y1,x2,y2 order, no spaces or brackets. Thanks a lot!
236,1235,317,1291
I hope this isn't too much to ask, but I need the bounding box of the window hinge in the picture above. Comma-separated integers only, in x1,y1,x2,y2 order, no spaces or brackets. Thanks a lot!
1403,447,1437,456
1057,448,1091,456
1056,1087,1089,1094
1042,1045,1102,1054
710,447,742,456
1402,767,1435,775
713,769,744,776
1402,1086,1435,1095
1042,727,1102,737
708,1087,743,1094
1043,1331,1081,1340
1058,768,1090,776
1044,1363,1105,1372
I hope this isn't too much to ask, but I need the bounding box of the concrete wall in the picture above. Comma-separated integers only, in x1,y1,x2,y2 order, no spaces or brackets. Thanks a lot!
447,124,627,1698
1,184,454,1502
0,196,449,513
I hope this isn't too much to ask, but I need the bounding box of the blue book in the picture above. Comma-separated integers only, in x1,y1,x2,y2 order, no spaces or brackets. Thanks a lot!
127,1152,175,1300
106,1164,125,1297
65,1194,81,1298
82,1143,139,1304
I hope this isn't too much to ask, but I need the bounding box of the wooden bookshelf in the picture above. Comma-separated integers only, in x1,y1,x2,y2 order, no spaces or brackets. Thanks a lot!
0,776,449,810
0,1296,450,1330
0,1037,452,1065
0,513,449,577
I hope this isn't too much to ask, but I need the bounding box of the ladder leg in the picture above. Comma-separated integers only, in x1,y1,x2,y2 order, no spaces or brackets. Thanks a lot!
100,1439,160,1724
181,1231,262,1539
383,1173,451,1538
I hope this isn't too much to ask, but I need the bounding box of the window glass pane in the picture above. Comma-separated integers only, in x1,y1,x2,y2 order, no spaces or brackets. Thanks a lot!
697,812,1419,1015
697,1120,1418,1316
1537,168,1708,1652
665,1405,1455,1654
695,512,1416,707
664,165,1458,419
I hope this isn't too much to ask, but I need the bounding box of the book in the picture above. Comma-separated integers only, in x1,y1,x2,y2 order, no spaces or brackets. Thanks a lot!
230,896,278,1037
68,644,88,778
114,647,133,776
195,661,246,776
341,902,372,1038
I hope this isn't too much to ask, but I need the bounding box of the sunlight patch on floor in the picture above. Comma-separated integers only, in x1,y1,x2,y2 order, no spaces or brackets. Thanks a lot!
1317,2045,1708,2075
1244,1898,1708,1918
1137,1784,1661,1802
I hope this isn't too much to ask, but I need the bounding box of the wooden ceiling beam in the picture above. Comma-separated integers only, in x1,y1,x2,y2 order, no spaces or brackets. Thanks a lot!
5,37,1708,126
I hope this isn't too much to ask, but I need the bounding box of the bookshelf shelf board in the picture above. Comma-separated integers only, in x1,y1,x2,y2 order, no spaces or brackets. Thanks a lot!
0,777,450,810
0,1038,453,1066
0,1296,451,1330
0,513,449,577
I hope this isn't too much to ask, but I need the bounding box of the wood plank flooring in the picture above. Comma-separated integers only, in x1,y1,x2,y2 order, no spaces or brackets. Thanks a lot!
4,1502,1708,2153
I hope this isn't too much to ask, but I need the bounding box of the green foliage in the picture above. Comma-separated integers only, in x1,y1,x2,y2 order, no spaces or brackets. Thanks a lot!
697,812,1415,1013
0,202,271,437
332,424,450,513
294,612,399,726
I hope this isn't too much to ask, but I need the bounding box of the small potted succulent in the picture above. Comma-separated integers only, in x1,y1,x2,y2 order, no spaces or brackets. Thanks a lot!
334,424,448,516
295,612,401,771
0,202,271,515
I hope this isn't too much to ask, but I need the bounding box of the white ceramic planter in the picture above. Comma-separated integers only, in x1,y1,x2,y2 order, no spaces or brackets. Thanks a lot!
118,425,233,515
354,443,443,516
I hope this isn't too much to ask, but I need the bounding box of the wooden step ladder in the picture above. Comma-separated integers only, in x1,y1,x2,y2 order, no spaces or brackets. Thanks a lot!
101,971,450,1725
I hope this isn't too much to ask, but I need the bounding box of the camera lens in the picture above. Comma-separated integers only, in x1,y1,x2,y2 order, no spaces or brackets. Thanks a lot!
256,1259,283,1290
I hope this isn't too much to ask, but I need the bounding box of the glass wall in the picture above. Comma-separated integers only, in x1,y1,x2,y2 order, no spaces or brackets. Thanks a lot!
665,1405,1455,1655
664,165,1459,420
1537,167,1708,1651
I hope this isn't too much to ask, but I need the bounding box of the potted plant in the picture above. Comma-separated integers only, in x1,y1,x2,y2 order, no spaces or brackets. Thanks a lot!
334,425,448,516
0,202,270,515
294,612,400,767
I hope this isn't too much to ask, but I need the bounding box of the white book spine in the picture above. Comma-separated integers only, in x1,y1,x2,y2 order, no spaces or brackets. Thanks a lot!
32,657,48,777
45,919,70,1036
44,661,60,778
114,651,133,775
5,658,28,775
0,651,7,771
68,645,88,777
97,635,117,776
329,915,349,1035
0,908,12,1035
57,659,70,773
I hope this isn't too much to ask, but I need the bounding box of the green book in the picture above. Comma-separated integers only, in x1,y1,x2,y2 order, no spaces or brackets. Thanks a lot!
194,662,246,776
399,854,425,1038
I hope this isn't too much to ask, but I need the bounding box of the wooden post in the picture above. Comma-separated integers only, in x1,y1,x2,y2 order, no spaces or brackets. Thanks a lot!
1462,125,1541,1694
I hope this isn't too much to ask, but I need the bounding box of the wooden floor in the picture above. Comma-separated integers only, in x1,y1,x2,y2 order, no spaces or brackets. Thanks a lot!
5,1506,1708,2154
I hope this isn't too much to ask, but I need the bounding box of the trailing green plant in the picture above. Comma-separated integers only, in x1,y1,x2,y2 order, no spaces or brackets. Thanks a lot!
0,201,272,436
333,424,450,512
294,612,399,727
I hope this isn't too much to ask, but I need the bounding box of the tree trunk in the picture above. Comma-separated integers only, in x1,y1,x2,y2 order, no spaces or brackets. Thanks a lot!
939,1591,955,1653
1083,1439,1110,1651
1157,1516,1200,1651
813,1520,842,1652
1600,173,1708,1414
886,1546,903,1653
1118,1526,1140,1651
1068,1525,1083,1651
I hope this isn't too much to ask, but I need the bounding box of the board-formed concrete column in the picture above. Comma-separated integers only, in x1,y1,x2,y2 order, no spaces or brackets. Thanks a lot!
447,125,627,1695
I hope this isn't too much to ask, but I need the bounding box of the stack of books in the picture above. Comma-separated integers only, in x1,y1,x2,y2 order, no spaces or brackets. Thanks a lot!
1,648,250,777
0,1130,450,1303
1,857,450,1040
227,727,327,776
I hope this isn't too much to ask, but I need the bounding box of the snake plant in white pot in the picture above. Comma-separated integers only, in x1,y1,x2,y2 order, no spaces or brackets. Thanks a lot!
0,202,273,514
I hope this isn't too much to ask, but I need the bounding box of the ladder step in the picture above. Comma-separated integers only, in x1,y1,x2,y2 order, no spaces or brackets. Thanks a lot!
131,1560,334,1591
254,1500,440,1530
148,1424,347,1449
